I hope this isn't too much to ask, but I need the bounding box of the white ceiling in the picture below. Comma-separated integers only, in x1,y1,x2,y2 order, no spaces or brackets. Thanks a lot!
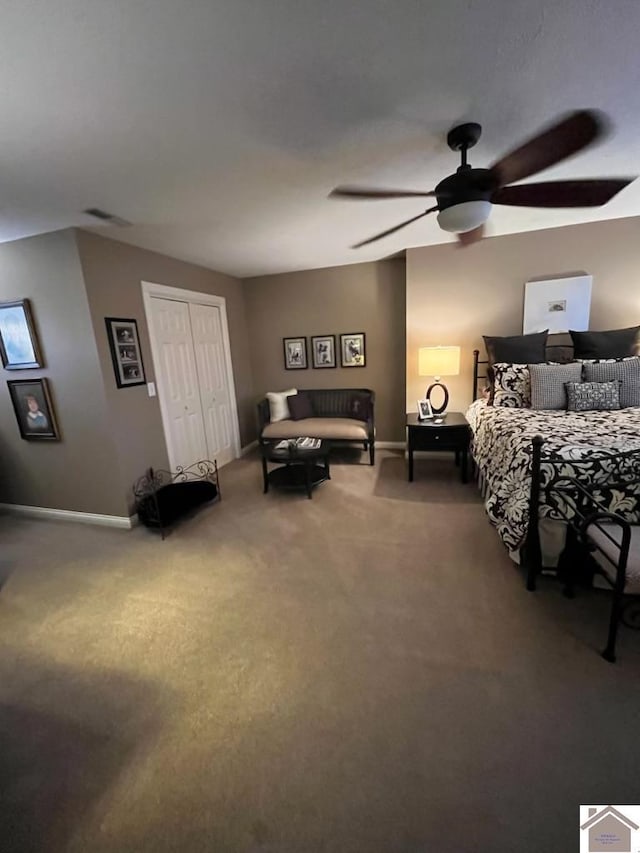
2,0,640,277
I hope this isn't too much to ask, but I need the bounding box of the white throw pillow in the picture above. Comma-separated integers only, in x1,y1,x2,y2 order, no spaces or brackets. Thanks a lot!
267,389,297,422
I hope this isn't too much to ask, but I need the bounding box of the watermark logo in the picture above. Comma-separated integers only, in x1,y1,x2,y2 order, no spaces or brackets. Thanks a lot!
580,806,640,852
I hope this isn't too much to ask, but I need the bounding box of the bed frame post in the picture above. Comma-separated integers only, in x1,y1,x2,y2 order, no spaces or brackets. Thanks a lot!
524,435,544,591
472,349,480,401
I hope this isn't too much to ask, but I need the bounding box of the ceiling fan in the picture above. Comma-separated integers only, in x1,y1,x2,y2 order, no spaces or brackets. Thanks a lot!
329,110,634,248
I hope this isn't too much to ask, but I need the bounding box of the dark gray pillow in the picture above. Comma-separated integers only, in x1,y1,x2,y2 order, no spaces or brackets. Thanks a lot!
565,380,621,412
570,326,639,359
529,362,583,410
483,330,548,365
288,392,314,420
349,392,371,421
583,357,640,408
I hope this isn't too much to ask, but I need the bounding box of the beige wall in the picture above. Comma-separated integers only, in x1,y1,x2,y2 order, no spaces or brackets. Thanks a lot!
407,215,640,414
0,231,128,516
244,260,406,442
75,231,254,511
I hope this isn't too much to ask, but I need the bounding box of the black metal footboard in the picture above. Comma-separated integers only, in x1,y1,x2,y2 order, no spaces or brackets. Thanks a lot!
523,438,640,591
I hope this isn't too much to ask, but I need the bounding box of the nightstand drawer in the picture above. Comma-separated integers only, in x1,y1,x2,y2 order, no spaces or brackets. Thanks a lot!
409,424,469,450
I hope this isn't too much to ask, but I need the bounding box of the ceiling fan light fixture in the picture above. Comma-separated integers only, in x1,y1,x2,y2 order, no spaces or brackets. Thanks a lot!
437,200,492,234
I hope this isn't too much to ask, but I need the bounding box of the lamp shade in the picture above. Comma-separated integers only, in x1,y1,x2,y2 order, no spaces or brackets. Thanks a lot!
418,346,461,377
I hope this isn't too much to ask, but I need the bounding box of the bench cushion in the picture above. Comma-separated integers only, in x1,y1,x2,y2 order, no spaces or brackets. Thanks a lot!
588,523,640,594
262,417,369,441
138,480,218,528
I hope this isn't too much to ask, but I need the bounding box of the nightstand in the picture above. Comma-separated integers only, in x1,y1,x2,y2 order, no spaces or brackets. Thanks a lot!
406,412,470,483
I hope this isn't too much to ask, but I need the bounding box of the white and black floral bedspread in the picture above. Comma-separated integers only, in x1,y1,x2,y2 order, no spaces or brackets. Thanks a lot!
466,400,640,551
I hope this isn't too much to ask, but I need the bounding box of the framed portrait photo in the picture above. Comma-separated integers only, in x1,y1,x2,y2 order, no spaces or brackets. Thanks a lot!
340,332,366,368
311,335,336,369
8,378,60,440
417,399,433,420
283,336,308,370
0,299,44,370
105,318,146,388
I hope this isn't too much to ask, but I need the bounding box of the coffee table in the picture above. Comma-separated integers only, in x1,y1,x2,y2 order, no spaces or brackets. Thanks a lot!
261,440,331,499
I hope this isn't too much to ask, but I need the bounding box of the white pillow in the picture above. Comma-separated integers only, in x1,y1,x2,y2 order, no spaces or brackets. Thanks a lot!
267,389,297,422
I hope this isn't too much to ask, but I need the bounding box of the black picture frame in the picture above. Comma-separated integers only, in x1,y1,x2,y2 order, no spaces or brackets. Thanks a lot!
8,378,60,440
311,335,337,369
283,336,308,370
0,298,44,370
105,318,146,388
339,332,366,368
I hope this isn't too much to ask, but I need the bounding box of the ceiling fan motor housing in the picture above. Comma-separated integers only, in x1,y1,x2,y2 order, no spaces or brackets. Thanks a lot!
435,168,494,233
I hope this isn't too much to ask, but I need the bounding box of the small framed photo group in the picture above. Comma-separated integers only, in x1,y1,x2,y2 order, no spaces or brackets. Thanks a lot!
105,318,146,388
283,333,366,370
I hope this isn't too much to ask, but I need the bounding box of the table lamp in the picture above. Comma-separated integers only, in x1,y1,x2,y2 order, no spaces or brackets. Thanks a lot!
418,345,461,416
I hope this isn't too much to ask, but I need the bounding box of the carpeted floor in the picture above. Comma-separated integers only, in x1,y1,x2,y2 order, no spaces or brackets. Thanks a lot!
0,449,639,853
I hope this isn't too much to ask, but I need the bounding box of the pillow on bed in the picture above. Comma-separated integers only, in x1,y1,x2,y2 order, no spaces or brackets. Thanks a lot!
529,362,583,410
492,363,531,408
565,380,621,412
583,357,640,408
570,326,640,359
483,330,548,365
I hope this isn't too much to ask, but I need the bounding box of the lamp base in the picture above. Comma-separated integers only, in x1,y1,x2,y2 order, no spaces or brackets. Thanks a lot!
425,381,449,415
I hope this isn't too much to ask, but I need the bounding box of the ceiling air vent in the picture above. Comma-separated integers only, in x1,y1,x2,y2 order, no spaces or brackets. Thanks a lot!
83,208,132,227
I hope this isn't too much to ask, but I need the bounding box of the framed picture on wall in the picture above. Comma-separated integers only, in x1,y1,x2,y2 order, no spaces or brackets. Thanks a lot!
0,299,44,369
311,335,336,368
522,275,593,334
283,336,308,370
105,318,146,388
339,332,366,368
8,378,60,440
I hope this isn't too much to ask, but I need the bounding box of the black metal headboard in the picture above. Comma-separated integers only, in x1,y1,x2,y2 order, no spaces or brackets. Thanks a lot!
472,343,575,401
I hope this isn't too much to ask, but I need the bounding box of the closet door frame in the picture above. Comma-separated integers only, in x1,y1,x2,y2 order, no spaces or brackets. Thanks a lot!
141,280,241,469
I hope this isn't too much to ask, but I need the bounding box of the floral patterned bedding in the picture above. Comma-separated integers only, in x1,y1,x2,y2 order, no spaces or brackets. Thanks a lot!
466,400,640,551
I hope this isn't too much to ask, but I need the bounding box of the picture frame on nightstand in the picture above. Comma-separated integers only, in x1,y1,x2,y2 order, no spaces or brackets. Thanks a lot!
417,399,433,420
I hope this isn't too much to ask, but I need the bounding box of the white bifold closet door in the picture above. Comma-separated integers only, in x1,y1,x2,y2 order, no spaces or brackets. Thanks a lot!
148,297,234,472
189,302,233,468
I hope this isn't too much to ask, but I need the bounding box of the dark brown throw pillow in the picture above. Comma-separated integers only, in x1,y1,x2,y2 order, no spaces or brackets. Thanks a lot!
570,326,640,359
483,330,548,365
288,392,314,420
349,393,371,421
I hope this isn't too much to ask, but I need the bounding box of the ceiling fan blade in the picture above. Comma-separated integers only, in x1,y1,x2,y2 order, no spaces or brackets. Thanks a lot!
330,185,437,200
352,207,438,248
456,224,485,247
489,110,607,187
492,178,634,208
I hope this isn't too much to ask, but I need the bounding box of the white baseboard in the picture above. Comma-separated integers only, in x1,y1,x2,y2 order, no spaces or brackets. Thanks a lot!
241,440,258,456
0,503,136,529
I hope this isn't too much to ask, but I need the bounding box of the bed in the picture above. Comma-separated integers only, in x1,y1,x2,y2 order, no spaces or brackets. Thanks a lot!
467,344,640,589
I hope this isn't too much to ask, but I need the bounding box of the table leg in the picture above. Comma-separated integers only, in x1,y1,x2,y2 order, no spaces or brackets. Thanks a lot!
461,446,468,484
305,461,313,499
408,444,414,482
262,455,269,494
